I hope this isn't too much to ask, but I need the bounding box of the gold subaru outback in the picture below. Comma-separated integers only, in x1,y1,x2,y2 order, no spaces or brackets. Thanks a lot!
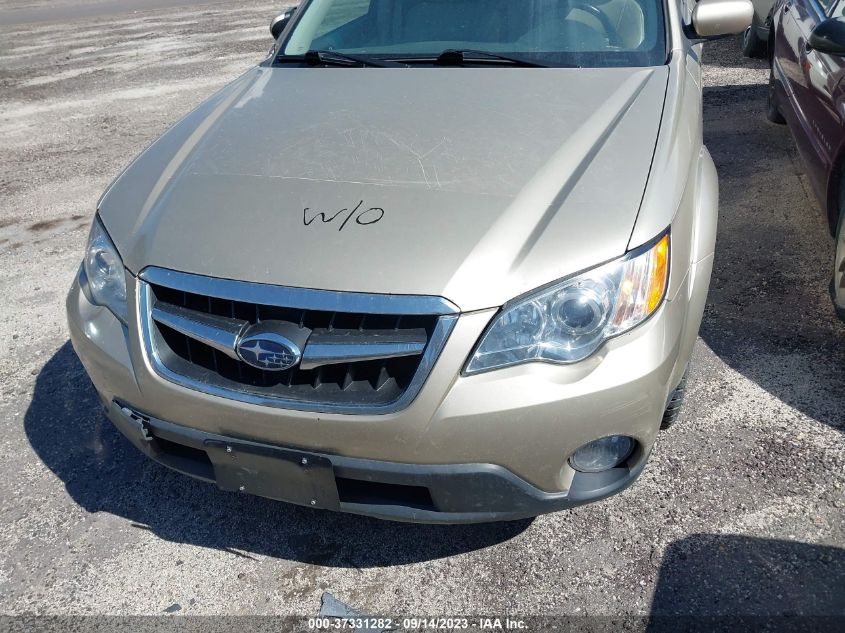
67,0,752,522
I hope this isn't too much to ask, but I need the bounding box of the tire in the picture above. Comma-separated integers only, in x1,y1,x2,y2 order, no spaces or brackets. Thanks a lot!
742,25,767,58
767,65,786,124
661,366,689,430
833,212,845,322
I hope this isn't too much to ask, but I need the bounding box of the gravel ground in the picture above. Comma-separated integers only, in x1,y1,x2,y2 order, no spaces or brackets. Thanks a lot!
0,0,843,624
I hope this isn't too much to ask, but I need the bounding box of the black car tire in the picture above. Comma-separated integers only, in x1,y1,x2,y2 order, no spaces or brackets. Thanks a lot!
743,26,768,58
833,211,845,322
661,366,689,430
767,66,786,124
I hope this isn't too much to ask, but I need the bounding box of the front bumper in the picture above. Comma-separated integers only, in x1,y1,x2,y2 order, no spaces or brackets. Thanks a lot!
108,400,647,523
67,252,712,523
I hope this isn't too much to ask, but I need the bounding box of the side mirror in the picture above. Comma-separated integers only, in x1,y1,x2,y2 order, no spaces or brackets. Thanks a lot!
808,18,845,55
271,7,296,39
689,0,753,39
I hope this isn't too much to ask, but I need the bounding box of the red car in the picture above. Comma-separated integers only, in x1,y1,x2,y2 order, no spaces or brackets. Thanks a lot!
768,0,845,318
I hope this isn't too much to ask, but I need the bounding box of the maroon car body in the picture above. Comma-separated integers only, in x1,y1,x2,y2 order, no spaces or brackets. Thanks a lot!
768,0,845,316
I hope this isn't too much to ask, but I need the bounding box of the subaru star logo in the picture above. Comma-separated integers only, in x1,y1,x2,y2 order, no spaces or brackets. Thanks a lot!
236,328,302,372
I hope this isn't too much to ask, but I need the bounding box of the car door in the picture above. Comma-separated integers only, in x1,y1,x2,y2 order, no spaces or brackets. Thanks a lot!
803,0,845,186
779,0,845,198
775,0,813,105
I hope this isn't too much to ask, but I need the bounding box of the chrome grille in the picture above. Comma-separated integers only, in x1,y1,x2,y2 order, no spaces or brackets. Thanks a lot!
137,268,458,414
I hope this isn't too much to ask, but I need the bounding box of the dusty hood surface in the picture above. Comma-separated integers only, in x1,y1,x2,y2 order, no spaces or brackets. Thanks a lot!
100,65,669,311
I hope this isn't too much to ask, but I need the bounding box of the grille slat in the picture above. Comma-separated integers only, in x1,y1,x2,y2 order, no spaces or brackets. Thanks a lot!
374,363,390,391
184,332,194,364
341,367,353,391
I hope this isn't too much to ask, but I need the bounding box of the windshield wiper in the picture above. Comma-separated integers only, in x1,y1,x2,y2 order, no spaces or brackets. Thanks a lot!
275,50,403,68
433,49,548,68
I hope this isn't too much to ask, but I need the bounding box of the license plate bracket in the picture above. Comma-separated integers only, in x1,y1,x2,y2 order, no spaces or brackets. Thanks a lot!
204,439,340,510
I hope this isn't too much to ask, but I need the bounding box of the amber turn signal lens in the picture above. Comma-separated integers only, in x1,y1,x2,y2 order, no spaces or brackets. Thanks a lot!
607,232,670,335
646,235,670,313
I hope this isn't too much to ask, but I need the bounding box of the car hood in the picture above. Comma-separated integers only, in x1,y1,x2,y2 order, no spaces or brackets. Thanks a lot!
100,65,669,311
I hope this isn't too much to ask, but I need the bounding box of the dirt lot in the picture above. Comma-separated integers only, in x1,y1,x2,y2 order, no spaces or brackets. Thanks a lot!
0,0,843,624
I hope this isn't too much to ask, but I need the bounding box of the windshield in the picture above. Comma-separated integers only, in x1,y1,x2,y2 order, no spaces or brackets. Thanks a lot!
280,0,667,67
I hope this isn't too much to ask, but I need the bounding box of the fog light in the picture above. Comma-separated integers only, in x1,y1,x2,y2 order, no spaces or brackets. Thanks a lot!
569,436,635,473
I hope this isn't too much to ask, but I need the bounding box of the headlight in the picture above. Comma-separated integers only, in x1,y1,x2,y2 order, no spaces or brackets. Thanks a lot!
81,216,128,323
465,231,670,374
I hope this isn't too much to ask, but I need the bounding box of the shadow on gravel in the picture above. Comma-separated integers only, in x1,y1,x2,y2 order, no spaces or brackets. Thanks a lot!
702,83,768,112
648,534,845,630
700,34,769,69
698,81,845,434
25,342,531,566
